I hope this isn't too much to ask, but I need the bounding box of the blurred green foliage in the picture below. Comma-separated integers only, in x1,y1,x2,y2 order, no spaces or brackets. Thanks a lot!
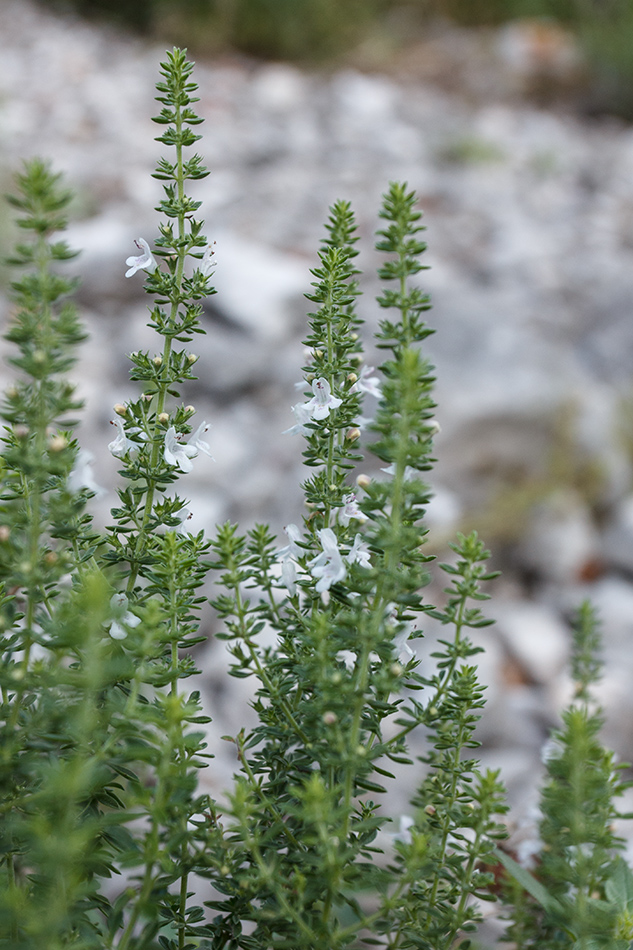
46,0,633,115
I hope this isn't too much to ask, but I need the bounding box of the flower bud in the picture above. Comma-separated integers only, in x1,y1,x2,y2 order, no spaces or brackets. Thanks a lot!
158,412,169,424
0,526,10,543
347,372,358,384
44,551,58,566
346,428,361,442
48,435,68,452
356,745,367,757
114,403,127,417
323,711,337,725
14,425,29,439
424,804,436,816
184,405,195,415
153,356,163,368
187,353,198,364
356,474,371,489
391,662,403,677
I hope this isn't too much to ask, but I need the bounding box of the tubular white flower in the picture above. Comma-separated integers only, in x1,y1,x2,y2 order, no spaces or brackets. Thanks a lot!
346,533,371,568
164,426,198,473
302,378,342,421
125,237,158,278
281,558,297,596
200,243,216,278
277,524,303,595
283,401,313,436
188,421,214,459
350,364,381,399
381,463,419,481
175,506,193,535
108,593,141,641
338,492,368,526
67,449,106,497
393,627,415,661
309,527,346,593
108,418,138,458
277,523,302,560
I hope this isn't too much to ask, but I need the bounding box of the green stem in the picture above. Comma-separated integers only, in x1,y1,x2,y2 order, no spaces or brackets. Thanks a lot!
127,105,186,594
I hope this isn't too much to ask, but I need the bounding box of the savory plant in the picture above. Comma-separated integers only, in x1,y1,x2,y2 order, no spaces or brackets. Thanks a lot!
0,46,629,950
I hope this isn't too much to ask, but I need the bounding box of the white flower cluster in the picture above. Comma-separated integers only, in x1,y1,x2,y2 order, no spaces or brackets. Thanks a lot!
277,524,371,597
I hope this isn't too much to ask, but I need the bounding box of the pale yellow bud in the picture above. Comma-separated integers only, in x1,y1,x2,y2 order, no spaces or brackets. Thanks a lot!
187,353,198,364
158,412,169,424
48,435,68,452
346,428,361,442
323,711,337,725
113,403,127,417
347,372,358,384
356,474,371,489
0,526,10,542
356,745,367,757
424,804,436,816
153,356,163,368
184,405,195,415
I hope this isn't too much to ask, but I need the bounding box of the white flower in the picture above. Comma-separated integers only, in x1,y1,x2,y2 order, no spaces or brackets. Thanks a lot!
175,506,193,535
68,449,106,497
351,365,381,399
277,523,302,560
277,524,303,595
386,603,415,660
309,527,346,593
283,401,313,436
392,815,415,845
188,421,214,459
346,534,371,568
200,243,216,278
338,492,368,526
164,426,198,473
108,418,139,458
394,627,414,661
302,378,342,421
281,558,297,596
381,463,420,481
108,593,141,641
164,422,213,473
125,238,158,278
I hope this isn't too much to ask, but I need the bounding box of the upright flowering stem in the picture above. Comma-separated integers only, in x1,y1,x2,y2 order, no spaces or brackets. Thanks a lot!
102,50,215,950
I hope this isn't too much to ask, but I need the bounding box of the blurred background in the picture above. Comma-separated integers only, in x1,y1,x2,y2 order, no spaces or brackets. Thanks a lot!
3,1,633,939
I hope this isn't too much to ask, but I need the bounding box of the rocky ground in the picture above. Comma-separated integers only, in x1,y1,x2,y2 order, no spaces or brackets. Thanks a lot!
3,0,633,936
